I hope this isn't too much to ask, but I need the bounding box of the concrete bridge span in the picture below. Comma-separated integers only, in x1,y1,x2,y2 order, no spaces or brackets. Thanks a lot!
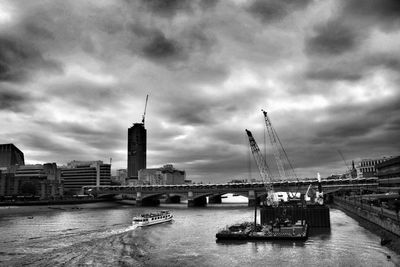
84,177,378,207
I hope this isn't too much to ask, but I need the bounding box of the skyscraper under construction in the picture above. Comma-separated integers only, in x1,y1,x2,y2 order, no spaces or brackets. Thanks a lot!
127,123,146,179
127,95,148,179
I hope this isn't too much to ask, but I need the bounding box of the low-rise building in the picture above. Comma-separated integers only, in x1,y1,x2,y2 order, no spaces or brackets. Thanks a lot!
375,156,400,192
116,169,128,185
0,143,25,168
138,164,186,185
60,161,111,194
358,156,393,178
0,163,63,199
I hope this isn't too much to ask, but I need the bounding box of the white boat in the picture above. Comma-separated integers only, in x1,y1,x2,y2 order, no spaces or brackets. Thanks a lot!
132,210,173,227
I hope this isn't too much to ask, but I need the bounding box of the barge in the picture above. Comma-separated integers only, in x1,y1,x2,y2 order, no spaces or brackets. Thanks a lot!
216,219,308,241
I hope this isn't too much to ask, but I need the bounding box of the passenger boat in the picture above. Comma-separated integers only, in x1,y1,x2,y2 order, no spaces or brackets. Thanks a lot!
132,210,173,227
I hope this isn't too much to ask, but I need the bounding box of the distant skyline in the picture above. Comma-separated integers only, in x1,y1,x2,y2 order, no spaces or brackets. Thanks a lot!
1,0,399,182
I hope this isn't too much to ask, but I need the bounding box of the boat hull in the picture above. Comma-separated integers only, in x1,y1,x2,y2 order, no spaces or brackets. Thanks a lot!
135,216,173,227
216,224,308,241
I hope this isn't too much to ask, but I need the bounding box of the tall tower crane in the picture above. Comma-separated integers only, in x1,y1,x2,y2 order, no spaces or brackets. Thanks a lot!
142,94,149,126
245,129,277,206
262,109,297,181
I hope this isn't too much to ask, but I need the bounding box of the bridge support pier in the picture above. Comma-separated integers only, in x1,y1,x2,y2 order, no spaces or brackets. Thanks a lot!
188,191,207,207
208,195,222,204
136,198,160,207
188,197,207,207
248,190,257,207
135,191,161,207
166,195,181,204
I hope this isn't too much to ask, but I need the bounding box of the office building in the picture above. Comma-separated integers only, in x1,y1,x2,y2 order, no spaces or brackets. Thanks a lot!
61,161,111,193
1,163,62,199
0,144,25,168
116,169,128,185
138,164,186,185
358,156,392,178
127,123,146,178
375,156,400,192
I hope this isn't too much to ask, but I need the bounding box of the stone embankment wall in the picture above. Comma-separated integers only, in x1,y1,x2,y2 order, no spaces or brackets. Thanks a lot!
334,196,400,237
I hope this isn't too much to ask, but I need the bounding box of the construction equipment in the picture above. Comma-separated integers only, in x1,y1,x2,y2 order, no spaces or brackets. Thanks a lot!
142,94,149,126
315,173,324,205
262,109,297,180
337,150,351,172
245,129,277,206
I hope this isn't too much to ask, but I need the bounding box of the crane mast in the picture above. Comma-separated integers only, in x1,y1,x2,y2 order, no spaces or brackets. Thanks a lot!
262,109,296,180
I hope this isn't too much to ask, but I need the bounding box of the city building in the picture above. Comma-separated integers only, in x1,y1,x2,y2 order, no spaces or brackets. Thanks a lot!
342,161,358,179
0,163,63,199
127,123,146,179
358,156,393,178
375,156,400,192
116,169,128,185
138,164,186,185
0,143,25,168
61,161,111,194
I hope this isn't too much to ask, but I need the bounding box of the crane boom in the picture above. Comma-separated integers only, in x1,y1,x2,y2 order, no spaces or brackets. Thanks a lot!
245,129,273,184
246,129,277,206
262,110,286,179
142,94,149,126
262,109,297,180
337,150,350,171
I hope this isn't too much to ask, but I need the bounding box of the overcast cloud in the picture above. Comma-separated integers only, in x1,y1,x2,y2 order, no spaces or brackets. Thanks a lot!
0,0,399,182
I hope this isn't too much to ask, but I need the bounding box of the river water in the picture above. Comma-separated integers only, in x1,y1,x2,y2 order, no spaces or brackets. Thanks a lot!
0,201,399,267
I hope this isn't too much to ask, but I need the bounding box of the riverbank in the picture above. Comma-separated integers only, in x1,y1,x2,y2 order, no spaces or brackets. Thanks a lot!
0,198,107,206
0,201,119,216
333,197,400,255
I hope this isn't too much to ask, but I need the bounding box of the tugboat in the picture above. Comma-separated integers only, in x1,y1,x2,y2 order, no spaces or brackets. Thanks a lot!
132,210,173,227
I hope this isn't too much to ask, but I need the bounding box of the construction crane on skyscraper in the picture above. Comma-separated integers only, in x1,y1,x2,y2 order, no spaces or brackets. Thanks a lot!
142,94,149,126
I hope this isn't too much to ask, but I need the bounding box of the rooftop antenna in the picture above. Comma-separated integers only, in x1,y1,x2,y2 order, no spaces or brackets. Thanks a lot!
142,94,149,126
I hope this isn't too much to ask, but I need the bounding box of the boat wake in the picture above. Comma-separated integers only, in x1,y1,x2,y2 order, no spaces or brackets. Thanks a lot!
0,224,142,266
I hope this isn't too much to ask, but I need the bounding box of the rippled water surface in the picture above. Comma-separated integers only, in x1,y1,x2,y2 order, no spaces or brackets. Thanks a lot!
0,202,399,266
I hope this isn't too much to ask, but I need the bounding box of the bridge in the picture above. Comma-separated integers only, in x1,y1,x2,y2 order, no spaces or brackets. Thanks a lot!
83,177,378,207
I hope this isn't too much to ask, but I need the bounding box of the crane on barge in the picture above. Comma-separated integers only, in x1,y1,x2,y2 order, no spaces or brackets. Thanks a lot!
262,109,297,181
245,129,278,206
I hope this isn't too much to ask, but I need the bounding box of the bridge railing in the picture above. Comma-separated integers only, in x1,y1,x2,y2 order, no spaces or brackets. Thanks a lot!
82,177,378,194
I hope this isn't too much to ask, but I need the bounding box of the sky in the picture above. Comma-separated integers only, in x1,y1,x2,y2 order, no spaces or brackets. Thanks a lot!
0,0,399,183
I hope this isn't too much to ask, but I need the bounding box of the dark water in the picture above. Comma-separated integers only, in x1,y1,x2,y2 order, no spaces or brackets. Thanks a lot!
0,202,399,266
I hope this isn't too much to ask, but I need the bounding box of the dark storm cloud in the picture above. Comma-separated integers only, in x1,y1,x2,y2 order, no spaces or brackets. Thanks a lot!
247,0,312,23
0,36,62,82
138,0,217,17
129,23,214,62
142,32,181,59
24,21,55,40
342,0,400,29
305,20,359,56
157,87,266,126
48,81,121,111
315,95,400,142
0,90,33,112
33,119,126,153
366,55,400,73
19,133,85,156
139,0,192,16
306,68,362,81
